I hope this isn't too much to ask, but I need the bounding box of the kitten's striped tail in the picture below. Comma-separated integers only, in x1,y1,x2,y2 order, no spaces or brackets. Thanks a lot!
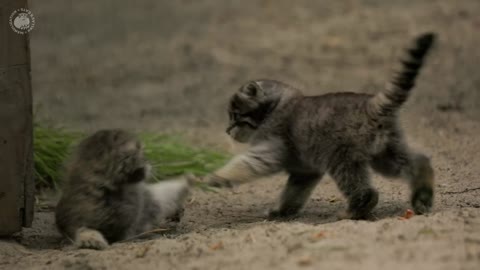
369,32,436,118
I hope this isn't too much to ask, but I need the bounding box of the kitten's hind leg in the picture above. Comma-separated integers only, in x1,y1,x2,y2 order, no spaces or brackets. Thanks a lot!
370,142,434,214
75,227,109,250
330,162,379,220
268,172,322,219
409,153,434,214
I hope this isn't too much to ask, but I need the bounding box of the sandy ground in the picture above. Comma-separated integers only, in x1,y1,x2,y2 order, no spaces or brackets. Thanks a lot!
1,0,480,269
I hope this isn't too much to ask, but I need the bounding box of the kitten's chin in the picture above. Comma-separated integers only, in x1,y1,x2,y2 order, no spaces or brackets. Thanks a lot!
229,127,254,143
231,135,249,143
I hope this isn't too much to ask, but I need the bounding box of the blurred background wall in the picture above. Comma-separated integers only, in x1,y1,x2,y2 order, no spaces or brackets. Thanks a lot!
30,0,480,147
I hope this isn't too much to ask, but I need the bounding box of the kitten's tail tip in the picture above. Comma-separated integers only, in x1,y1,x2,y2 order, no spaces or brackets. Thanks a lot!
415,32,437,49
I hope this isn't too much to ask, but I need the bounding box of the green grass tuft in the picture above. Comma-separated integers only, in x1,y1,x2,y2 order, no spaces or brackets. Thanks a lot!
34,124,83,189
33,125,229,190
140,133,229,181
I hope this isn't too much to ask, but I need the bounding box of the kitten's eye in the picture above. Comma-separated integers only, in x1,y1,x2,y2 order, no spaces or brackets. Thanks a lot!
244,83,258,96
230,112,241,120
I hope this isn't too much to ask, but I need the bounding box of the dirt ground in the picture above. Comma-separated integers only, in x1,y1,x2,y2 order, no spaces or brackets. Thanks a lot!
1,0,480,269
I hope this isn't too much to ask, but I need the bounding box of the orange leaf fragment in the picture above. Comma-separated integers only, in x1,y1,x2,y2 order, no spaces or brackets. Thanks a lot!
209,241,224,251
312,231,326,239
398,209,415,220
403,209,415,219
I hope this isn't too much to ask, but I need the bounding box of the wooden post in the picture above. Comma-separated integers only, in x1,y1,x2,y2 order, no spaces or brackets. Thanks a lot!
0,0,34,235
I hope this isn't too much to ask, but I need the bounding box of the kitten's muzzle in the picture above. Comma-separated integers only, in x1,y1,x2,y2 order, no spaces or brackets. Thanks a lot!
226,122,256,134
226,123,236,134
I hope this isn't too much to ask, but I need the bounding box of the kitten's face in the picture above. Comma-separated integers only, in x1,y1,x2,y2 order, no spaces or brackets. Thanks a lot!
227,82,267,143
77,129,149,186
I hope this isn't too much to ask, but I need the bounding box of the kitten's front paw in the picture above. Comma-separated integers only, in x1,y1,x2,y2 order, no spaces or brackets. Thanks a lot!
75,228,109,250
203,174,233,188
266,208,298,220
266,208,283,220
184,173,197,186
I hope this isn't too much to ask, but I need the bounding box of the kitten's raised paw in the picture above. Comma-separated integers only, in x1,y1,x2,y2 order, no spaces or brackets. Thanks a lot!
203,174,233,188
184,173,198,186
167,208,185,223
75,228,109,250
412,187,433,214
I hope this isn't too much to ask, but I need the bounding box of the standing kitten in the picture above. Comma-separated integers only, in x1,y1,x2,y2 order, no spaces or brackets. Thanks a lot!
55,129,191,249
205,33,436,219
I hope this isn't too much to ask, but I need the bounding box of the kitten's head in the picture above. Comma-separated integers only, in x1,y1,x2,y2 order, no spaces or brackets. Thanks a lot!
74,129,149,187
226,80,279,143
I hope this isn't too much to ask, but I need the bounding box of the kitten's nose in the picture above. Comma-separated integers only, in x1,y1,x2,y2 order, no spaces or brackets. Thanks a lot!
127,167,146,183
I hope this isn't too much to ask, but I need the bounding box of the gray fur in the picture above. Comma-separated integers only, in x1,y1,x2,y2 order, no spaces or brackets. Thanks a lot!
55,129,191,249
207,33,436,219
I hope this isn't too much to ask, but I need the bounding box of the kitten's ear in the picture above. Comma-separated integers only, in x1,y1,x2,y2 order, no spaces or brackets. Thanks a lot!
240,81,262,97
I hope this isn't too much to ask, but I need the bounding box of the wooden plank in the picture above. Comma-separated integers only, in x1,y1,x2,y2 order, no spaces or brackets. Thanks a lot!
0,0,34,235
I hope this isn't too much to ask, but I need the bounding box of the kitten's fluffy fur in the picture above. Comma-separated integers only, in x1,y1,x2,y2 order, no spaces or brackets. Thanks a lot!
55,129,191,249
207,33,436,219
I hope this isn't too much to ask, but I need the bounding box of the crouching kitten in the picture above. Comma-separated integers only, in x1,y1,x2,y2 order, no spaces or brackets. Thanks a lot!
55,129,191,250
